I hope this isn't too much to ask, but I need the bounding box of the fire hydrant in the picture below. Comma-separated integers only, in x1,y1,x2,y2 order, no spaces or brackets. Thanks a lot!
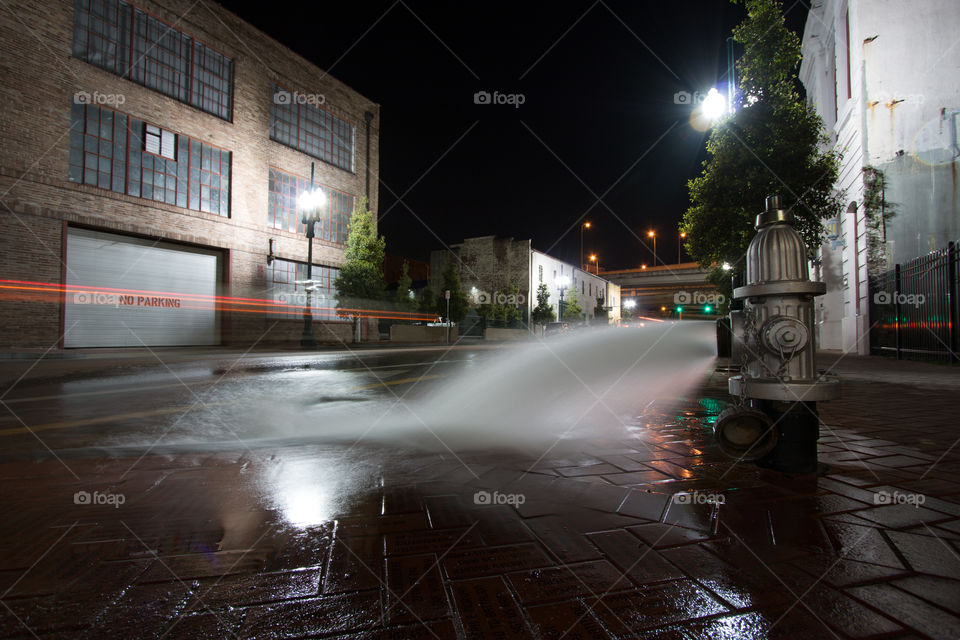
715,195,840,473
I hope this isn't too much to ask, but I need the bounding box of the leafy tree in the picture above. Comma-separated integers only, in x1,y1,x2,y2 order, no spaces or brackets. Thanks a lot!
593,294,608,323
492,284,524,327
418,284,438,315
681,0,842,304
531,283,556,325
393,260,417,311
562,289,583,321
863,166,896,276
334,197,385,339
436,262,469,325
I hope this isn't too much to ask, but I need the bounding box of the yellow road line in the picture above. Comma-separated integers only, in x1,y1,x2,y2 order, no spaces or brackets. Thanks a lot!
1,380,214,404
352,374,445,390
0,374,447,436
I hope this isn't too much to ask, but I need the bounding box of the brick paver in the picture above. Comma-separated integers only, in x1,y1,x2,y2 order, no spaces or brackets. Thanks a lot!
1,353,959,638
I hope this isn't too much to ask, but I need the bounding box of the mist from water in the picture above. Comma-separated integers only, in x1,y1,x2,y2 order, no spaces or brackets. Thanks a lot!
220,320,718,454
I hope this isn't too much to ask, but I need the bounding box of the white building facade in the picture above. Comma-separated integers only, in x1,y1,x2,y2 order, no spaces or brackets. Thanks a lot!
531,250,618,324
430,237,620,327
800,0,960,353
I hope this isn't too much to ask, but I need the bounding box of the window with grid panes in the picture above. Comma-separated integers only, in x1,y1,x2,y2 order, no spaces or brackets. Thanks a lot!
72,0,232,120
267,167,353,243
266,258,340,320
269,84,355,172
69,103,230,216
68,101,127,192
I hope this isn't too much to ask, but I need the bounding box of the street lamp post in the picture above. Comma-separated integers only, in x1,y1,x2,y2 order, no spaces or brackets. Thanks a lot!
556,275,570,321
580,222,591,270
296,162,328,349
589,254,598,274
648,230,656,266
679,231,686,264
624,298,636,324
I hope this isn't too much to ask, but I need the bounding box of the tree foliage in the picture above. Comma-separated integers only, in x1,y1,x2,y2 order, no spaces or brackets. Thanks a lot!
562,289,583,321
480,283,525,327
393,260,417,311
436,262,469,325
418,284,438,315
334,196,385,316
863,166,897,276
531,283,556,325
682,0,842,300
593,294,608,323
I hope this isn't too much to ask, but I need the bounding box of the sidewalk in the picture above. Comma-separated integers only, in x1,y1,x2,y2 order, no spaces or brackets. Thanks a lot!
0,357,958,638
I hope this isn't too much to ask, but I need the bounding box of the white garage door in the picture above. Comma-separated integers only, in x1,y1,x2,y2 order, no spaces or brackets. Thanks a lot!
65,228,221,347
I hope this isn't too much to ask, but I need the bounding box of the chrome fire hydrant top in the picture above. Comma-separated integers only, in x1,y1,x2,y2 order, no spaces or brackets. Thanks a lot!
727,195,840,403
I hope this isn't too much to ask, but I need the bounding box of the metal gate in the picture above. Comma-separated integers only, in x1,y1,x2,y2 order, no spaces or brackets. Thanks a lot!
868,241,958,362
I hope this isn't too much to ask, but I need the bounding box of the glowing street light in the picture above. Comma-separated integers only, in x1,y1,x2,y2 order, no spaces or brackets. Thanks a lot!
647,230,656,266
589,254,598,274
701,88,727,121
296,163,328,349
580,221,591,270
679,231,686,264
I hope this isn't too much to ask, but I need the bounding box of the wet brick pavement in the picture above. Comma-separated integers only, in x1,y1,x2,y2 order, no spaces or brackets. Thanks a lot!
1,354,959,639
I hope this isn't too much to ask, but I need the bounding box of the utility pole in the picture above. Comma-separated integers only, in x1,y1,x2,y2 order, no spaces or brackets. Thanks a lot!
445,289,451,344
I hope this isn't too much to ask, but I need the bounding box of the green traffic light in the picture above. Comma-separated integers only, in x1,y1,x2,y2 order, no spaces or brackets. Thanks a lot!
675,306,682,313
704,305,712,313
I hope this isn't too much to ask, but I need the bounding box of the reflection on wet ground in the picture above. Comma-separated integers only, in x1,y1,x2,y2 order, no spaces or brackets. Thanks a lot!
2,362,959,639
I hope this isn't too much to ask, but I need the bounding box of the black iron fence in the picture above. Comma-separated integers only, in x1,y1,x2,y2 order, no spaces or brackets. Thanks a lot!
868,242,959,362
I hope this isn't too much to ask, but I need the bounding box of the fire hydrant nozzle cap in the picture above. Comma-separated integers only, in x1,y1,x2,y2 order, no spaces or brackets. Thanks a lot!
755,194,795,229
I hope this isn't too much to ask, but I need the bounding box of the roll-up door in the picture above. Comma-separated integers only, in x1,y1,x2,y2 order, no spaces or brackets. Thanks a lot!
65,228,220,347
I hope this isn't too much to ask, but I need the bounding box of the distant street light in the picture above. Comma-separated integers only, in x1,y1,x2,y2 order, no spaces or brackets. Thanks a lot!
296,162,328,349
589,254,598,274
722,262,732,271
556,275,571,320
647,230,656,266
679,231,686,264
580,222,591,270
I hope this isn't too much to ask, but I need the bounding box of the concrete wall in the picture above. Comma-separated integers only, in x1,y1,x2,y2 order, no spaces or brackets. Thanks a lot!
484,328,528,341
430,236,531,300
0,0,380,348
390,325,458,343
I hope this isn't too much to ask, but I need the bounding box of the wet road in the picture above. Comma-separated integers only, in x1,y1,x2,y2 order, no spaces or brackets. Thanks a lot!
1,342,959,639
0,345,499,458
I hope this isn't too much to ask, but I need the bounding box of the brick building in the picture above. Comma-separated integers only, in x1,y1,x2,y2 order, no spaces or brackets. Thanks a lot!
0,0,380,347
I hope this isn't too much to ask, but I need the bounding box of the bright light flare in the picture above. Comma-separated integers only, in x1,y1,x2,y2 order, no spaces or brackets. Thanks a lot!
297,188,327,213
701,88,727,121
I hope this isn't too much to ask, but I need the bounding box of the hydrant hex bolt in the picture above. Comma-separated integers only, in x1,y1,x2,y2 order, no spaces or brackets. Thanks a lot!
716,195,840,473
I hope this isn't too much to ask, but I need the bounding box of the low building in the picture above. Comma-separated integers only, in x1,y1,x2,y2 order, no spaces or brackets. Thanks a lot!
0,0,380,348
429,236,620,326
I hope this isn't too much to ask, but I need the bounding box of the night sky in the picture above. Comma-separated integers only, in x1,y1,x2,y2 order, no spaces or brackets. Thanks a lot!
217,0,810,271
